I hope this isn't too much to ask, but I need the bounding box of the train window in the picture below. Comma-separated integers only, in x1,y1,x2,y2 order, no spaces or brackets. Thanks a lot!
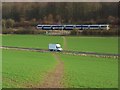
82,25,89,27
42,25,52,30
75,25,82,29
52,25,63,30
89,25,99,29
64,25,74,30
101,26,107,27
82,25,89,29
90,25,99,27
100,25,107,29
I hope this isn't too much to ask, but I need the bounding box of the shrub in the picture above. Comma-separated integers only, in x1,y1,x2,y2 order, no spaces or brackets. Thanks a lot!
82,29,118,36
2,27,47,35
70,30,78,35
2,28,14,34
6,19,15,28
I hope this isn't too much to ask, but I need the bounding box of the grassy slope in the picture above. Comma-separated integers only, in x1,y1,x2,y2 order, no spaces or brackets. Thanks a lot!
66,36,118,54
60,54,118,88
2,49,57,88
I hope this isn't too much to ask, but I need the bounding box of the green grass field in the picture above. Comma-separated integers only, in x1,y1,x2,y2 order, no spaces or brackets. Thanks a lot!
2,49,118,88
3,49,57,88
60,54,118,88
66,37,118,54
2,35,118,88
2,35,63,50
2,35,118,54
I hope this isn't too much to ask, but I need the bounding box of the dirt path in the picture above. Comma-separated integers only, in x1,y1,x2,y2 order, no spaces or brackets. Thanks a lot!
40,53,64,88
62,36,67,50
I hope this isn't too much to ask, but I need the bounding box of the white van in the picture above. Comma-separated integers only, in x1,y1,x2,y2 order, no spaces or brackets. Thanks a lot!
49,44,63,51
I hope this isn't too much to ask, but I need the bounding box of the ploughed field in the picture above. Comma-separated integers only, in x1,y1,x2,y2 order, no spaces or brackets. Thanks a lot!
2,35,118,88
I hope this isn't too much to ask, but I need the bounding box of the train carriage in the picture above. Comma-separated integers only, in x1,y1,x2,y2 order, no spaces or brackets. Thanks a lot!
82,25,90,30
36,24,110,30
100,25,110,30
75,25,82,30
36,25,42,29
52,25,63,30
63,25,75,30
42,25,52,30
89,25,100,29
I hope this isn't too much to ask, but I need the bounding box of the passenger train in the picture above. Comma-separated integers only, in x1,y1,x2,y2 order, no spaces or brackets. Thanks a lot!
36,24,110,30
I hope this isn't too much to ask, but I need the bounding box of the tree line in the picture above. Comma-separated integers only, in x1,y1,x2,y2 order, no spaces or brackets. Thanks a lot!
2,2,119,36
2,2,119,26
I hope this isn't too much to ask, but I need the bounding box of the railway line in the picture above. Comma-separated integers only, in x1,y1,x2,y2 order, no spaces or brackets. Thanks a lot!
1,46,119,58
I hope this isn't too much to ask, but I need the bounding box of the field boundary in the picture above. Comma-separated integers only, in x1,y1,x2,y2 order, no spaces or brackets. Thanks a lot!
1,46,119,59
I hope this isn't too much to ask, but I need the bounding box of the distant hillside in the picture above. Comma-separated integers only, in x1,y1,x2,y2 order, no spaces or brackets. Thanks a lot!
2,2,119,25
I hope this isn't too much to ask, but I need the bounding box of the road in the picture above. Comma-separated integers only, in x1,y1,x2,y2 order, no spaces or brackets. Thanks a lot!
1,46,119,58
